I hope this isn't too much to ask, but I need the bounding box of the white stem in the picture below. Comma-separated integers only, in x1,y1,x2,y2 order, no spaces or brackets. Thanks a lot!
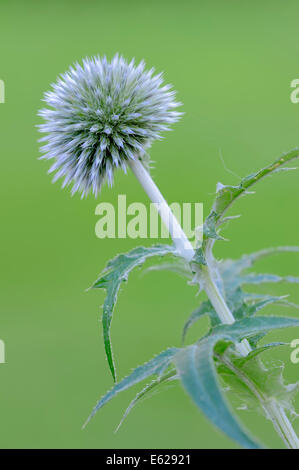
129,159,195,261
129,157,299,449
201,263,299,449
267,402,299,449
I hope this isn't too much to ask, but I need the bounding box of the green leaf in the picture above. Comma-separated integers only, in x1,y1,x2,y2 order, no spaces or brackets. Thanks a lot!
215,335,298,430
115,369,177,432
182,300,220,343
192,247,207,266
144,260,192,279
174,342,261,448
233,342,286,367
220,246,299,287
237,273,299,286
203,211,225,240
233,296,289,321
216,247,299,329
196,150,299,251
212,148,299,225
84,348,178,427
92,244,177,381
219,351,299,419
209,315,299,344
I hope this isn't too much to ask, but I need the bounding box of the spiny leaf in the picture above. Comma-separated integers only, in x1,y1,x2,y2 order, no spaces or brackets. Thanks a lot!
247,334,267,349
115,369,177,432
233,296,291,321
223,354,299,419
174,342,261,448
218,248,299,326
197,150,299,249
220,246,299,286
212,148,299,224
208,315,299,344
185,251,299,341
237,273,299,286
216,362,258,412
84,348,178,427
144,260,192,279
232,342,286,367
92,244,177,381
216,337,298,427
203,211,225,241
182,300,220,343
192,247,207,266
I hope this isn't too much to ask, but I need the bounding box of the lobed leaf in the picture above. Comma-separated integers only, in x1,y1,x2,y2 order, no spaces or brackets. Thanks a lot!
232,296,290,321
174,341,261,449
115,369,177,432
144,260,192,279
219,349,299,420
212,148,299,226
92,244,178,380
208,315,299,344
232,342,286,368
182,300,220,343
193,150,299,253
84,348,178,427
220,246,299,287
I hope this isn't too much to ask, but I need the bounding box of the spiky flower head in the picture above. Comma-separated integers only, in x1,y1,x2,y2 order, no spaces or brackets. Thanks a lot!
38,54,181,197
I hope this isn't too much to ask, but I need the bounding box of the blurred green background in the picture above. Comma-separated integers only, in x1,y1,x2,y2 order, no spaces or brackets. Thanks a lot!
1,0,299,449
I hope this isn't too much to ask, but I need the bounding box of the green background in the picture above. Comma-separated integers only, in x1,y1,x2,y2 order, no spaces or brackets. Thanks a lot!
1,0,299,449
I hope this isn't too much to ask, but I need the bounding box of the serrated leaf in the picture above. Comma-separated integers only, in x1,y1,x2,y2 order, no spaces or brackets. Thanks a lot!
92,245,177,381
84,348,178,427
182,300,220,343
208,315,299,344
203,211,225,240
144,260,192,279
192,247,207,266
185,246,299,340
233,296,289,321
238,273,299,286
217,341,299,428
216,247,299,330
220,246,299,287
174,342,261,448
212,148,299,224
227,355,299,419
247,333,267,349
233,342,286,367
197,150,299,254
115,369,177,432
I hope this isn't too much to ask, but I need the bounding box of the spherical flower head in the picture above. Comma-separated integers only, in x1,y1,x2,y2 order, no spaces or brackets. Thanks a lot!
38,54,182,197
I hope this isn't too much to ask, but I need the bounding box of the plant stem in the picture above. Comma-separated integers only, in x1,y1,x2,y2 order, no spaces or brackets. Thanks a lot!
219,354,299,449
201,264,299,448
129,157,299,449
129,159,194,261
266,401,299,449
199,265,251,356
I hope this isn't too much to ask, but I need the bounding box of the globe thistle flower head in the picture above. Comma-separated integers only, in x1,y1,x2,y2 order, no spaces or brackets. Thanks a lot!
38,54,182,197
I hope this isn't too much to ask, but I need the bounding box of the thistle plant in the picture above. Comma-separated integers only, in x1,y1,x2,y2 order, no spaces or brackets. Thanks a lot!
39,55,299,449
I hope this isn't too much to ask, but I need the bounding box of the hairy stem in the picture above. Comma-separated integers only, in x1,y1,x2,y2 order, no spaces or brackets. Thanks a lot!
129,157,299,449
